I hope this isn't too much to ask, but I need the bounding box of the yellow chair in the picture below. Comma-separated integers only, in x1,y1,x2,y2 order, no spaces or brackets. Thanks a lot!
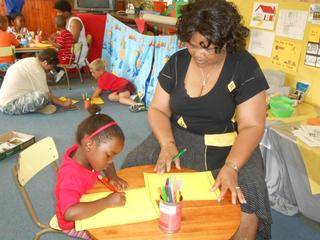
58,42,84,90
0,46,15,57
12,137,62,240
0,46,15,77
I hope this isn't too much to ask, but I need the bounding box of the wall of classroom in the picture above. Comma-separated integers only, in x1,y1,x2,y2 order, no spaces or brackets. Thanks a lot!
1,0,319,106
231,0,320,107
0,0,73,38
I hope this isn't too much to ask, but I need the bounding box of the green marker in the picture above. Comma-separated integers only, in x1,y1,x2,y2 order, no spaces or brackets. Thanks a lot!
172,148,187,163
159,148,187,169
161,186,168,202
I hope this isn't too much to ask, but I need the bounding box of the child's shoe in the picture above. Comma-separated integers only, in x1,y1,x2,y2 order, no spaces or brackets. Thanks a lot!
129,102,146,112
130,91,145,103
55,70,65,83
130,94,141,103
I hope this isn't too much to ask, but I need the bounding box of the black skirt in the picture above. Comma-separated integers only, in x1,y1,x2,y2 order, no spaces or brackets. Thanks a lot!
121,125,272,239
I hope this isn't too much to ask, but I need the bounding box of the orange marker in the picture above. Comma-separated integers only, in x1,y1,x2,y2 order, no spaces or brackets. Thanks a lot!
97,175,117,192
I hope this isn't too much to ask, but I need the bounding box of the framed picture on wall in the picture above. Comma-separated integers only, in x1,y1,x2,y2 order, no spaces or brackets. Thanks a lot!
305,54,317,67
306,42,319,55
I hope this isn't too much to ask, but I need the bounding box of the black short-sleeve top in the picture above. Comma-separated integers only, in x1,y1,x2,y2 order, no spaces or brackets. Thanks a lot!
158,48,269,135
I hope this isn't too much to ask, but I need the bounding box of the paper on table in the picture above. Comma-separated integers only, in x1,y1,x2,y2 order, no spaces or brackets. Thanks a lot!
91,97,104,105
144,171,220,202
58,96,79,105
75,188,159,231
292,125,320,147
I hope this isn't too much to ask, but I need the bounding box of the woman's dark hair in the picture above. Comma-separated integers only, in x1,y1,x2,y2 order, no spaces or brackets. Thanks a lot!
177,0,249,53
54,0,72,13
76,105,125,144
38,49,59,66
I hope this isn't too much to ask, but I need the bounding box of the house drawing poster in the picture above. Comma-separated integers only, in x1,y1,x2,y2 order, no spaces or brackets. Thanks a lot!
276,9,308,40
248,29,275,57
271,39,302,73
308,4,320,24
250,2,278,30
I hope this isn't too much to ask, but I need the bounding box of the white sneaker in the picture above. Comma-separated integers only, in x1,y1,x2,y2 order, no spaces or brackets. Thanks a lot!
55,70,65,83
129,102,146,112
130,94,140,103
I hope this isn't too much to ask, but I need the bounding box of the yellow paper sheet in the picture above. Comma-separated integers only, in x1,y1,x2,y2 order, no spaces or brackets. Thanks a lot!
58,97,79,105
75,188,159,231
308,26,320,43
144,171,220,202
91,97,104,105
271,39,302,73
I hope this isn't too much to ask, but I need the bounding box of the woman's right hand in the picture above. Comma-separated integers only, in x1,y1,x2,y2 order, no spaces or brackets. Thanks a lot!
104,192,126,208
154,143,181,174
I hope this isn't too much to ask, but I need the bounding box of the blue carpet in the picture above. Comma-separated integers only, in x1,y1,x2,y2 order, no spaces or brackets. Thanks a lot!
0,79,319,240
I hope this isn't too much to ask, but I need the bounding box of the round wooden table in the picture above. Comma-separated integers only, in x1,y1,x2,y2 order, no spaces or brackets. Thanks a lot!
87,165,241,240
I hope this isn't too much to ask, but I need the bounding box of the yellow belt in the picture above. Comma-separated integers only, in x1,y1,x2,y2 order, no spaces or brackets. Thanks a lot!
204,132,237,147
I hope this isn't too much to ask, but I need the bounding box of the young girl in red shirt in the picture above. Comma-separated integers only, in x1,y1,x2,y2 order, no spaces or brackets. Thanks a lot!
55,105,128,239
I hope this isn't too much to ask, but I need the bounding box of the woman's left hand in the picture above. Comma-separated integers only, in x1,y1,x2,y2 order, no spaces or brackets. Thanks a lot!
109,176,128,192
210,166,246,205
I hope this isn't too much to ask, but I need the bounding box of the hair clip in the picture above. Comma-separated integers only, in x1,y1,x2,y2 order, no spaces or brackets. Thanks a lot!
96,112,101,115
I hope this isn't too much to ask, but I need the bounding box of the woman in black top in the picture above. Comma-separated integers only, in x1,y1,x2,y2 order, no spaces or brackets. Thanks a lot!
122,0,271,239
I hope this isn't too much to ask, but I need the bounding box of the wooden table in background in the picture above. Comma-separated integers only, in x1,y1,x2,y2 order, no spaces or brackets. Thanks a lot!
87,165,241,240
15,42,55,53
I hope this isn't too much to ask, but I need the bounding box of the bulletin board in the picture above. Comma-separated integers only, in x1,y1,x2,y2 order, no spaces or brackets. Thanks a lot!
231,0,320,107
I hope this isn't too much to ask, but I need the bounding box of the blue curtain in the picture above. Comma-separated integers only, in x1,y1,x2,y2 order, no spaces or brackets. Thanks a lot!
102,14,181,107
102,14,154,97
145,35,180,106
5,0,25,15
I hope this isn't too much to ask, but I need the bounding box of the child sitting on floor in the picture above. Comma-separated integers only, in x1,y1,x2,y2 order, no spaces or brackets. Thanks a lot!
7,13,29,38
55,105,128,239
0,15,20,72
89,58,146,112
49,15,74,83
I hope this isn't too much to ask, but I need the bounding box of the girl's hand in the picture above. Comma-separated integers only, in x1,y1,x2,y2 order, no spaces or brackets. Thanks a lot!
210,166,246,205
109,176,128,192
104,192,126,208
154,143,181,174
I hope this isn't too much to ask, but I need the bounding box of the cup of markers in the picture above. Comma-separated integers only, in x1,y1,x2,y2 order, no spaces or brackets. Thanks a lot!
83,92,91,109
159,176,183,233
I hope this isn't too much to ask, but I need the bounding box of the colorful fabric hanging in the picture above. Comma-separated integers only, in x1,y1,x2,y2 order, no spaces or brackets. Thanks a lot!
5,0,25,16
145,35,180,106
102,14,181,107
102,14,154,99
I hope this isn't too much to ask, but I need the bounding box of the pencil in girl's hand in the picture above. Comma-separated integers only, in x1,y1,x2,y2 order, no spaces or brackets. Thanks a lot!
97,175,117,192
